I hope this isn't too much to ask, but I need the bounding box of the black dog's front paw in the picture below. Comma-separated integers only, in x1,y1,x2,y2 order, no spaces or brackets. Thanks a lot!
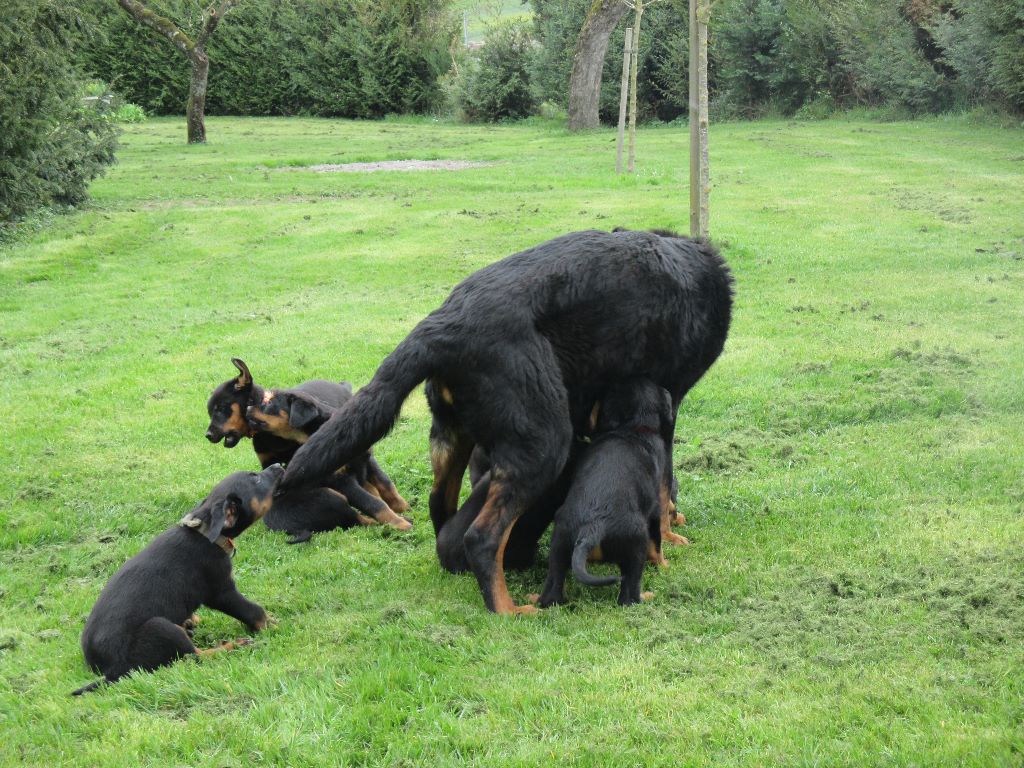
249,612,277,632
537,592,567,609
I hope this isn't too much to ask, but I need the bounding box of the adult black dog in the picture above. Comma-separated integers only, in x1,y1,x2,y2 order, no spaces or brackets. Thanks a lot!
276,229,733,614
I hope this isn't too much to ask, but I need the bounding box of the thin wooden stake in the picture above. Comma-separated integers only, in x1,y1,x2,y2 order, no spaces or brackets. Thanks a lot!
616,27,632,174
627,1,643,174
689,0,709,237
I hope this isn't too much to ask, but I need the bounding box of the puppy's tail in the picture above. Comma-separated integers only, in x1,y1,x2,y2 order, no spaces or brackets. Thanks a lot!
71,679,105,696
277,327,437,493
572,535,620,588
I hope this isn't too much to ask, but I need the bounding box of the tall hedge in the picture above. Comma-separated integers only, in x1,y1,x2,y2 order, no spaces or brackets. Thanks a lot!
75,0,455,118
1,0,118,226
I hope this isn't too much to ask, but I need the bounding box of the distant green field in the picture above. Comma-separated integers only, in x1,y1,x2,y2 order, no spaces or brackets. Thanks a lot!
1,114,1023,766
454,0,533,42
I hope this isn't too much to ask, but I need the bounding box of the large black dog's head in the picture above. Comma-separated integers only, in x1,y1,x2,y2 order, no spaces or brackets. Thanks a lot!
595,377,673,436
245,390,330,444
183,464,284,542
206,358,257,448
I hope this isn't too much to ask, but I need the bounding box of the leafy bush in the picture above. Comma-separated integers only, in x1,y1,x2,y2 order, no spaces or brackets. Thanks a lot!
935,0,1024,114
830,0,951,113
112,103,148,123
1,0,118,227
714,0,786,117
450,20,537,122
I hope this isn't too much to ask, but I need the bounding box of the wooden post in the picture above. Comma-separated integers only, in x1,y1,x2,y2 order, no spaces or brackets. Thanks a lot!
616,27,632,174
627,1,643,173
689,0,709,237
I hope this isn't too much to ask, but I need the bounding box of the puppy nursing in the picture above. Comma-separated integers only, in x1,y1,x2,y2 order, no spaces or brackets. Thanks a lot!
537,378,672,607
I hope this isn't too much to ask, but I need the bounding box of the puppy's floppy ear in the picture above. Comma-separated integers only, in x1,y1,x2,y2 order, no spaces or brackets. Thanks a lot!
201,497,240,542
287,394,321,432
232,358,253,391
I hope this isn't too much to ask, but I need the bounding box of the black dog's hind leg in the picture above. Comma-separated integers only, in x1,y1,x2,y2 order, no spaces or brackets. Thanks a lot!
463,343,573,614
330,473,410,530
127,616,198,674
428,422,473,536
537,524,573,608
435,471,491,573
286,530,314,544
617,547,650,606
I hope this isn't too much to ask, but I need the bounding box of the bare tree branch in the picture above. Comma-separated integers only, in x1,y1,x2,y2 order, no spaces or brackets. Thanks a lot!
115,0,196,59
196,0,241,47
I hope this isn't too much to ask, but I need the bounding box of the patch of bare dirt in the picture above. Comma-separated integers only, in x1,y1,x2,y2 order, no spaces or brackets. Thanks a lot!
295,160,491,173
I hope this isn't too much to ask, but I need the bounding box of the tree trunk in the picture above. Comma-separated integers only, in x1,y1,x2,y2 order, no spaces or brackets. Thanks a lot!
615,27,632,173
116,0,237,144
627,4,643,172
568,0,630,131
689,0,710,237
187,49,210,144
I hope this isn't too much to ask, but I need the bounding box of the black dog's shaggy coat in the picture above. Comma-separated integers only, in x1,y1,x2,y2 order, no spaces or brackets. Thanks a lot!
72,466,282,694
538,378,671,608
277,228,733,613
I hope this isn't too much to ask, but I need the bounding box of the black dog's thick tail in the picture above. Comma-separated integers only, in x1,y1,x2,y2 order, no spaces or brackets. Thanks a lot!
278,329,436,493
71,679,105,696
572,535,620,588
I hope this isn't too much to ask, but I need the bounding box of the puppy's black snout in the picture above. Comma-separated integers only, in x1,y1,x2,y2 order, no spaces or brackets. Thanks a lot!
205,430,220,443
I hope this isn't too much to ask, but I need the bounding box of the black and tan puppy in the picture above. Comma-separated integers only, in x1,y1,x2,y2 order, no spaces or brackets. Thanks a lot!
263,486,377,544
205,358,409,514
536,378,672,608
247,389,411,531
72,465,282,695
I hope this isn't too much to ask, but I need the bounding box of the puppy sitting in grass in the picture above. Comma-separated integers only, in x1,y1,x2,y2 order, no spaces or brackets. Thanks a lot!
72,465,282,695
534,378,672,608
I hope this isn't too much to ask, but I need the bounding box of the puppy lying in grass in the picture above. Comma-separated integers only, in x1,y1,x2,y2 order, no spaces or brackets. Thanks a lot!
262,485,377,544
535,378,672,608
247,389,411,531
72,465,282,695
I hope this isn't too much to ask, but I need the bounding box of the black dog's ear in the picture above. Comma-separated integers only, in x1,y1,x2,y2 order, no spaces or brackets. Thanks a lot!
202,497,239,542
287,395,321,432
204,499,228,542
232,358,253,391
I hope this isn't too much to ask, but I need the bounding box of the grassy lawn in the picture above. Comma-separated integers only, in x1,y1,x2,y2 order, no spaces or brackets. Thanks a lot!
454,0,533,43
1,113,1023,766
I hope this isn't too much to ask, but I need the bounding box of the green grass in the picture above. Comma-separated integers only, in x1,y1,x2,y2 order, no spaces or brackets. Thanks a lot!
454,0,533,43
1,114,1023,766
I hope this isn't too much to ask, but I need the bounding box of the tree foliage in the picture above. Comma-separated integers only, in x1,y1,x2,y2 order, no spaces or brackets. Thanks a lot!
1,0,118,226
75,0,455,118
450,20,537,122
525,0,1024,120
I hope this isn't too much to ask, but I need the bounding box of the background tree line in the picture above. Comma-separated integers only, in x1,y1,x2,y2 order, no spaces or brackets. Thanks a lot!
69,0,1023,121
468,0,1023,122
